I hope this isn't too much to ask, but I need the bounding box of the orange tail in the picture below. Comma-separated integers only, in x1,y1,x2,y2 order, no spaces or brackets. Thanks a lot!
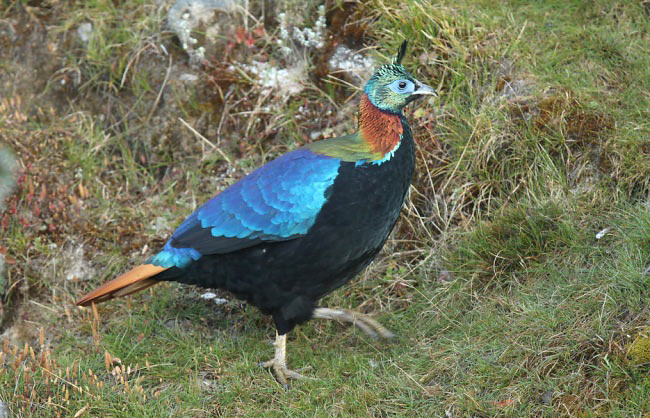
76,264,169,306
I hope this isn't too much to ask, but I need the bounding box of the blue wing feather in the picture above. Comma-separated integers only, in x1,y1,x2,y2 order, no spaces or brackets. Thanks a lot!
149,148,340,268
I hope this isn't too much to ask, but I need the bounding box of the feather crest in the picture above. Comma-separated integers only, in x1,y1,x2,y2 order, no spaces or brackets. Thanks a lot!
393,40,408,65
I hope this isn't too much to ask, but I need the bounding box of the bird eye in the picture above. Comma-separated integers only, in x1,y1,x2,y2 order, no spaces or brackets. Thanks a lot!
389,79,415,94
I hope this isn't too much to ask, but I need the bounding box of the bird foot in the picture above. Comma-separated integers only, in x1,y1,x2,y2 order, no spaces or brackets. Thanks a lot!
259,332,313,389
312,307,395,339
259,358,312,389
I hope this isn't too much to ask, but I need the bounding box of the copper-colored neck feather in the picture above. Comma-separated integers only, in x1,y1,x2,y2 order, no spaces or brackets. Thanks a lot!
358,94,403,155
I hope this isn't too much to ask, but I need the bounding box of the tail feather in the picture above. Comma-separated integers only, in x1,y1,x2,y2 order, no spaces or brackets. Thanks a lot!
76,264,168,306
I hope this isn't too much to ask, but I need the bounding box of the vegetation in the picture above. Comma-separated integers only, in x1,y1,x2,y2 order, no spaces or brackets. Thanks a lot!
0,0,649,415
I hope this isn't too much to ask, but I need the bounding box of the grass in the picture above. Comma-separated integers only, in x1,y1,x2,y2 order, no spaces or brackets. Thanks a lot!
1,0,650,416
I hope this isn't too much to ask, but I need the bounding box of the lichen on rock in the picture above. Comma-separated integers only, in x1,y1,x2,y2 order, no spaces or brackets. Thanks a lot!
168,0,243,67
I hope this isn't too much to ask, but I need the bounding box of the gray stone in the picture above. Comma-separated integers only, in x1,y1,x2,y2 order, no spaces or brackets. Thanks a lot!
0,148,16,211
0,398,8,418
168,0,243,67
77,22,93,43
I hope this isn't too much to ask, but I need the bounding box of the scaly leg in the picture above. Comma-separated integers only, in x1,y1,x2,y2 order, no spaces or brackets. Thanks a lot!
312,307,395,339
260,331,311,388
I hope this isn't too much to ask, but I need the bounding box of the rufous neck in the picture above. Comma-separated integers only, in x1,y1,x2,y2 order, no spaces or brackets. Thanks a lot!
358,94,403,155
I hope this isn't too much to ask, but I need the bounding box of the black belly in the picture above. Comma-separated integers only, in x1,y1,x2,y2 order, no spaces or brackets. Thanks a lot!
160,125,415,334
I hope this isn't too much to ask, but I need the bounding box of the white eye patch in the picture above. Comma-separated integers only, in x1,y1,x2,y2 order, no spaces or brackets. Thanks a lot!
388,79,415,94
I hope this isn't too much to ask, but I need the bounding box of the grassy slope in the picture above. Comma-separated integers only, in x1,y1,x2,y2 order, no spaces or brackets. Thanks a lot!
1,0,649,416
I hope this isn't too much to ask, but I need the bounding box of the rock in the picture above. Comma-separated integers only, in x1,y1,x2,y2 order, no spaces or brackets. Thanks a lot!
0,398,8,418
0,147,16,211
200,292,228,305
178,73,199,82
62,244,96,282
77,22,93,43
240,60,306,96
328,45,374,83
168,0,243,67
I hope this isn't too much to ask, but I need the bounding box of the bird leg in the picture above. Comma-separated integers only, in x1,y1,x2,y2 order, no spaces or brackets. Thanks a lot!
312,307,395,339
260,331,311,388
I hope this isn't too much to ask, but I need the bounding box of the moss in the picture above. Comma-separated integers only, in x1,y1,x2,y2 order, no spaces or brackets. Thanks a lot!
628,331,650,364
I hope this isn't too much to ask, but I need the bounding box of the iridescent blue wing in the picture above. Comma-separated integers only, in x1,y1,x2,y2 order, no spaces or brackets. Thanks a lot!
149,149,340,268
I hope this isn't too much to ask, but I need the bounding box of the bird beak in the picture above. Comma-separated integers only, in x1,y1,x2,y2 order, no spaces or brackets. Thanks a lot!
412,81,437,97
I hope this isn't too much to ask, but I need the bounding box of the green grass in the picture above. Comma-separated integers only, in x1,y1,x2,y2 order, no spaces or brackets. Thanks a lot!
1,0,650,416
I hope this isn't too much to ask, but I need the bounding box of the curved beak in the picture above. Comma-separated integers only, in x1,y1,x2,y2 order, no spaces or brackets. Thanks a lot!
412,80,437,97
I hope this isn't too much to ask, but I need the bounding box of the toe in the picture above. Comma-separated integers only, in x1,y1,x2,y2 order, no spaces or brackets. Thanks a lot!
260,359,313,388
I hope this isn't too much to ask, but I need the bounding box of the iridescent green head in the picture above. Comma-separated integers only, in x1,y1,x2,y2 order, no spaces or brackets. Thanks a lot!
364,41,437,114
